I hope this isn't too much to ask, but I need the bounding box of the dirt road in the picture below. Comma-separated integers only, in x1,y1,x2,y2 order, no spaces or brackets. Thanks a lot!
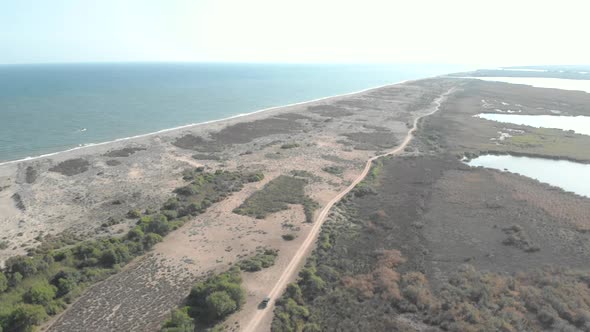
243,88,455,332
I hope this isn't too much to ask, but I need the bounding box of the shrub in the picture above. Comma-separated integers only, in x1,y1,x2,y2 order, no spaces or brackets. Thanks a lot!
126,209,141,219
162,307,194,331
143,233,163,249
282,234,296,241
205,291,238,321
280,143,300,149
51,270,81,297
239,249,279,272
322,166,343,175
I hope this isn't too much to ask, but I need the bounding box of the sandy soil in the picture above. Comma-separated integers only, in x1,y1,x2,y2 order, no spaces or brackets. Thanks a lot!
0,78,456,331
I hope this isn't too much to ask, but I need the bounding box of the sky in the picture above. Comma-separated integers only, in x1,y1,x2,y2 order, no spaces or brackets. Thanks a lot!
1,0,589,66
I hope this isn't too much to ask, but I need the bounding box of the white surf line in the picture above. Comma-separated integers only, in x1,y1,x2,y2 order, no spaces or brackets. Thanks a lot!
243,87,456,332
0,79,426,167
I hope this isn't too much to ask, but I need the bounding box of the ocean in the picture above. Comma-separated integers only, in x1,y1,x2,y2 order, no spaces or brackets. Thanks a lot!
0,63,464,163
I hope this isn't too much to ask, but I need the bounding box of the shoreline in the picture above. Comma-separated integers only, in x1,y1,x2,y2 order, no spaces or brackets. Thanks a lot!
0,78,416,167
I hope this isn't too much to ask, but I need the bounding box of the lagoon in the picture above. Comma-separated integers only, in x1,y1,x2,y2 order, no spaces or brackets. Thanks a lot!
475,114,590,136
467,154,590,198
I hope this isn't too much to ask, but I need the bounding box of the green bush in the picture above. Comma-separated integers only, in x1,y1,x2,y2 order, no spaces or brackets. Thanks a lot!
282,234,296,241
7,304,48,332
186,267,245,325
239,249,278,272
126,209,141,219
23,281,57,306
143,233,163,250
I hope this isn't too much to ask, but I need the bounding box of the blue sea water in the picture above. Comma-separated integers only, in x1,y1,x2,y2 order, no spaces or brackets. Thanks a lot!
0,63,464,162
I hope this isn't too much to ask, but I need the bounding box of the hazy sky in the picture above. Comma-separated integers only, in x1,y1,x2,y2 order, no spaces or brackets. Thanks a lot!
1,0,589,66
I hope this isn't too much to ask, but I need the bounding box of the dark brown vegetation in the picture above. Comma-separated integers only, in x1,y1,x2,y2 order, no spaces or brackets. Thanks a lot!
173,117,303,152
11,194,25,211
24,166,37,184
321,166,343,175
48,158,90,176
103,147,146,158
273,156,590,331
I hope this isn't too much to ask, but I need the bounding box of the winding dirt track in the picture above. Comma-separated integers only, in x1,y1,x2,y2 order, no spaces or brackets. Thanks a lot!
243,88,455,332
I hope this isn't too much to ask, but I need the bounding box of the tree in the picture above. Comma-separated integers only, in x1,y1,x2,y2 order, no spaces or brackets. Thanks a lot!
8,304,48,332
0,271,7,292
5,256,38,277
10,272,23,287
24,281,57,306
205,291,237,321
51,270,81,297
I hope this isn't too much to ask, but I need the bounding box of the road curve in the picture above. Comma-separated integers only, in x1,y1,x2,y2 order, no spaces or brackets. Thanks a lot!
243,88,455,332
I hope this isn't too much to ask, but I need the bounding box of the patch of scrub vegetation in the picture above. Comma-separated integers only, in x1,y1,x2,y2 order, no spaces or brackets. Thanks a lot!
234,175,319,222
321,165,343,175
11,193,25,211
103,147,146,158
25,166,38,184
501,225,540,252
48,158,90,176
264,152,285,160
238,248,279,272
308,104,354,117
192,153,221,161
280,143,300,149
162,267,245,331
282,234,296,241
342,131,398,150
0,168,262,332
173,134,222,152
289,170,321,182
